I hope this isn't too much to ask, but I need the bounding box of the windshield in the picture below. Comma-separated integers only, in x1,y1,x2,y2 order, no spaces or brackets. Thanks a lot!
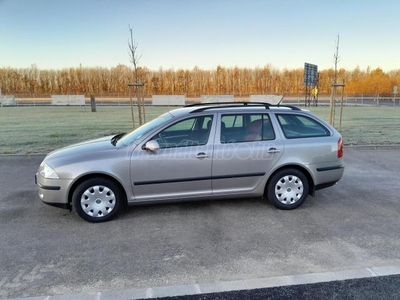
116,112,174,147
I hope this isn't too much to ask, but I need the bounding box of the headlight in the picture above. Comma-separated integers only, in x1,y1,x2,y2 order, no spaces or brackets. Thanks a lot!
39,163,59,179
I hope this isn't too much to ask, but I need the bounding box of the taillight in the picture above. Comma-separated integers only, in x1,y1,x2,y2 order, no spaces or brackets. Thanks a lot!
338,137,343,158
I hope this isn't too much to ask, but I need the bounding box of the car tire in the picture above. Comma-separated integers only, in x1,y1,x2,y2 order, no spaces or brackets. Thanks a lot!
72,178,124,222
267,168,309,210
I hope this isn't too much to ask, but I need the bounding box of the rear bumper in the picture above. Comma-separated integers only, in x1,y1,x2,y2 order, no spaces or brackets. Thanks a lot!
309,164,345,195
316,165,345,172
314,165,344,184
315,181,337,191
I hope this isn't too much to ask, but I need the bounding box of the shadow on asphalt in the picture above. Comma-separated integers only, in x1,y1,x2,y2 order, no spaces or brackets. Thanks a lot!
147,275,400,300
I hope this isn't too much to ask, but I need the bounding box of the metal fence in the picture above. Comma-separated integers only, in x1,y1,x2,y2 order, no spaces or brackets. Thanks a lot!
283,95,399,107
1,94,399,107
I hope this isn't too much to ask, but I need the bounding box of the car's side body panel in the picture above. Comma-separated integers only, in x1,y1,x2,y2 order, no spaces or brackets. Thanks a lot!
129,143,214,202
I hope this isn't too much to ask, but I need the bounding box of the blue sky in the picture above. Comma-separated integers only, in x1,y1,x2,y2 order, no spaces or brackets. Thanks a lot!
1,0,399,71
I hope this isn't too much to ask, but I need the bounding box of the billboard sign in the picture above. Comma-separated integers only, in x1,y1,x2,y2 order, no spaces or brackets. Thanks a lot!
152,95,185,106
0,95,17,106
200,95,234,103
51,95,85,105
304,63,318,86
249,95,283,104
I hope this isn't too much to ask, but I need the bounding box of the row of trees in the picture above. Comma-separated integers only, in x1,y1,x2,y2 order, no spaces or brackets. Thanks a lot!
1,65,399,97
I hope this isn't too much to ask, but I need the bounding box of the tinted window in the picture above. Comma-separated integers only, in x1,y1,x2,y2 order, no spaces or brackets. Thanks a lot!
117,112,174,146
220,114,275,143
151,116,213,148
277,114,330,139
222,115,244,128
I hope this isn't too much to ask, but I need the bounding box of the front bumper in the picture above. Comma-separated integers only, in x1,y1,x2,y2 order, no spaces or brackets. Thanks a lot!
35,173,73,209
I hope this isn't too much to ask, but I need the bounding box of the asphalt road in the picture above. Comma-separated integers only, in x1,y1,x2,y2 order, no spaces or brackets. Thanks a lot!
152,275,400,300
0,148,399,299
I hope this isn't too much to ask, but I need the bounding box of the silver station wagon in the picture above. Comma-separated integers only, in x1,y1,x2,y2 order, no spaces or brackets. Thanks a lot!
36,102,345,222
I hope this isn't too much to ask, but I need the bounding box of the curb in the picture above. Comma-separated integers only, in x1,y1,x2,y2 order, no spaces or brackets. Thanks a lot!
0,153,47,157
6,264,400,300
344,144,400,150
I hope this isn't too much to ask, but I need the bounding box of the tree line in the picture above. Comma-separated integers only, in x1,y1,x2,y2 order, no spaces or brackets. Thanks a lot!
1,64,399,97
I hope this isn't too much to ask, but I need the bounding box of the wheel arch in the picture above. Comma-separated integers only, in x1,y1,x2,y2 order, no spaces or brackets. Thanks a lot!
67,173,128,208
265,164,316,197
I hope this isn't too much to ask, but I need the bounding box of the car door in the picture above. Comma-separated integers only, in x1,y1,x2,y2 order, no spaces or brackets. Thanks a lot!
130,115,214,202
212,113,284,196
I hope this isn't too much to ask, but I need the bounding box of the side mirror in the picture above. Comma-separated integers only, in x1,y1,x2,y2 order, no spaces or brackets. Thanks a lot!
144,140,160,151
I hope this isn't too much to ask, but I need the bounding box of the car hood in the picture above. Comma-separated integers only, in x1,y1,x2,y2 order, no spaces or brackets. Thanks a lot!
44,136,117,165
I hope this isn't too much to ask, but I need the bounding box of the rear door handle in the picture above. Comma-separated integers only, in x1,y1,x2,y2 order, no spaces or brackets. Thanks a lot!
196,152,210,159
267,147,281,153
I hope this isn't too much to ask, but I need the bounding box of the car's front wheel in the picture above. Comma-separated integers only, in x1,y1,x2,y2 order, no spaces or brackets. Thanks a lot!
72,178,124,222
267,168,309,210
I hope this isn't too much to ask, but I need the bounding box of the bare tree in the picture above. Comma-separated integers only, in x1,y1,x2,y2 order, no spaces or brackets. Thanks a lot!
127,25,145,127
333,35,340,86
329,34,345,126
329,35,340,125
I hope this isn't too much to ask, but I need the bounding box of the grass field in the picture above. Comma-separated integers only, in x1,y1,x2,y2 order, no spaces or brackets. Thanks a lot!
0,105,399,154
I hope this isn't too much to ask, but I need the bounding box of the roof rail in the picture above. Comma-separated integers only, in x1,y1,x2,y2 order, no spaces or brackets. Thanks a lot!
185,102,301,113
185,102,271,108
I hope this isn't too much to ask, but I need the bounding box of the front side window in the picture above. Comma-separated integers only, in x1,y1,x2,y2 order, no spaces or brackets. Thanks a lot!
151,115,213,148
277,114,330,139
220,114,275,143
117,112,174,146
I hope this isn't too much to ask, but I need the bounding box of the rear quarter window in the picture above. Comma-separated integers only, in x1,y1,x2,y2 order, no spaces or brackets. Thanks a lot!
277,114,331,139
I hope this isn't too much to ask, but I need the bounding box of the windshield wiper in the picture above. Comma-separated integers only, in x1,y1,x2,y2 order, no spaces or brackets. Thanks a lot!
111,133,125,146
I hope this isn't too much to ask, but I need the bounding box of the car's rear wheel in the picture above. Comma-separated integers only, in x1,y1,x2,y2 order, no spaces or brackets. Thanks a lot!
72,178,124,222
267,168,309,210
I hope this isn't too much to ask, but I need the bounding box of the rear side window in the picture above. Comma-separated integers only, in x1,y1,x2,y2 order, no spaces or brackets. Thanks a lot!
220,114,275,143
221,115,244,128
277,114,330,139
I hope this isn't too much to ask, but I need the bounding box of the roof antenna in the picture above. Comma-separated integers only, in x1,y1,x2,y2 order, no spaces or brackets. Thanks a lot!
278,85,291,105
278,95,285,105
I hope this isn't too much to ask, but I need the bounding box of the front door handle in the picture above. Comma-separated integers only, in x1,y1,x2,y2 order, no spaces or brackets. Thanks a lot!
196,152,210,159
267,147,281,153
